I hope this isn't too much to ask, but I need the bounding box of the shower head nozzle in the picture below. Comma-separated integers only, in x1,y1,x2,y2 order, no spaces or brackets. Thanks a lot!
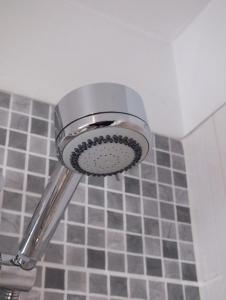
55,83,151,176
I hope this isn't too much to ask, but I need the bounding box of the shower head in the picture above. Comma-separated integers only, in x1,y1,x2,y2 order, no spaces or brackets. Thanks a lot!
55,82,151,176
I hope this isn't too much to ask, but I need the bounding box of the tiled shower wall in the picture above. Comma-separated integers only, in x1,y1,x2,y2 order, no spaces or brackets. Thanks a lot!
0,91,199,300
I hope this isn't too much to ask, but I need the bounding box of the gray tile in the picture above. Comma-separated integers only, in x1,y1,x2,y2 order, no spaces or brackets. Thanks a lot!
68,204,85,224
177,206,191,223
12,95,30,113
125,195,141,214
125,177,140,195
127,234,143,253
142,180,157,198
175,188,189,205
7,149,26,169
126,164,140,177
72,184,85,204
182,263,197,281
145,237,161,256
160,202,175,220
27,174,45,194
158,184,173,202
108,252,125,272
156,151,171,167
52,222,65,242
67,295,86,300
28,154,46,174
0,91,10,108
172,154,186,171
49,140,56,157
2,191,22,211
155,135,169,151
149,281,166,300
170,138,184,154
49,158,57,176
145,149,155,164
126,214,142,234
67,224,85,245
146,257,162,277
180,242,195,262
0,109,9,127
66,246,85,266
0,235,19,255
5,169,24,190
163,240,178,259
185,286,200,300
178,224,193,242
164,260,180,279
130,278,147,299
0,147,4,164
88,228,105,248
32,100,49,119
88,176,104,187
141,163,156,181
89,273,107,295
144,217,160,236
87,249,105,269
9,130,27,150
34,266,42,287
107,231,125,251
143,199,158,217
161,221,177,240
25,195,40,214
107,211,123,230
29,135,47,155
68,271,86,292
31,118,48,136
88,207,105,227
0,212,20,234
107,175,122,191
173,171,187,188
157,167,172,185
167,283,183,300
10,112,29,132
44,292,63,300
107,191,123,210
88,187,104,207
0,128,6,145
44,243,63,264
110,276,127,297
45,268,64,290
127,254,144,274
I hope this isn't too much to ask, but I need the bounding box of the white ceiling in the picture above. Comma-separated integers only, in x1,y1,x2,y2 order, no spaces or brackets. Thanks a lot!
0,0,212,137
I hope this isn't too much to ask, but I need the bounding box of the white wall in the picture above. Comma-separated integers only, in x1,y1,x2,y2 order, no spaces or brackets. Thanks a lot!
183,104,226,299
174,0,226,135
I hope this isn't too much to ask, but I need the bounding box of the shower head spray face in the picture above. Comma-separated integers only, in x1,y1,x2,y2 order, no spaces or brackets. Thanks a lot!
55,83,151,176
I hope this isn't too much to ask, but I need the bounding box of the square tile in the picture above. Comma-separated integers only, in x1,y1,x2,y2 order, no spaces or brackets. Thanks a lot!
25,195,40,214
28,154,46,174
45,268,64,290
0,92,10,108
7,149,26,170
158,184,173,202
27,174,45,194
125,195,141,214
0,147,5,164
88,187,105,207
108,252,125,272
68,204,85,224
172,154,186,171
164,260,180,279
107,211,123,230
146,257,162,277
130,278,147,299
110,276,127,297
182,263,197,281
10,112,29,132
127,234,143,253
87,249,105,269
88,176,104,187
170,138,184,154
0,109,9,127
12,95,30,113
167,283,183,300
180,242,195,262
68,271,86,292
5,169,24,190
49,158,57,176
34,266,42,288
88,228,105,248
177,206,191,223
185,286,200,300
175,188,189,205
141,163,156,181
72,184,85,203
127,254,144,274
66,245,85,266
0,212,21,234
107,175,122,191
67,224,85,245
32,100,49,119
163,240,178,259
144,217,160,236
149,281,166,300
8,130,27,150
126,214,142,234
173,171,187,188
107,231,125,251
44,243,63,264
156,151,171,167
31,118,48,136
44,292,63,300
89,273,107,295
29,135,47,155
126,165,140,177
142,180,157,198
107,191,123,210
49,140,56,157
143,199,158,217
0,128,6,145
157,167,172,185
155,135,169,151
145,237,161,256
2,191,22,211
161,221,176,240
160,202,175,220
67,295,85,300
0,235,19,255
88,207,105,227
125,177,140,195
178,224,193,242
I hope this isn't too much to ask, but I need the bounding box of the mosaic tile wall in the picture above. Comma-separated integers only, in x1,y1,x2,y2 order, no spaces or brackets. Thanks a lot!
0,91,200,300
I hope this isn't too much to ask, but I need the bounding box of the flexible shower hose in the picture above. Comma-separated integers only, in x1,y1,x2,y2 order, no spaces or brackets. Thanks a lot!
0,289,20,300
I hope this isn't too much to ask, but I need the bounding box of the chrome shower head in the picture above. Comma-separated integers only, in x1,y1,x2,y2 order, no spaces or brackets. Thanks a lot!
55,82,151,176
